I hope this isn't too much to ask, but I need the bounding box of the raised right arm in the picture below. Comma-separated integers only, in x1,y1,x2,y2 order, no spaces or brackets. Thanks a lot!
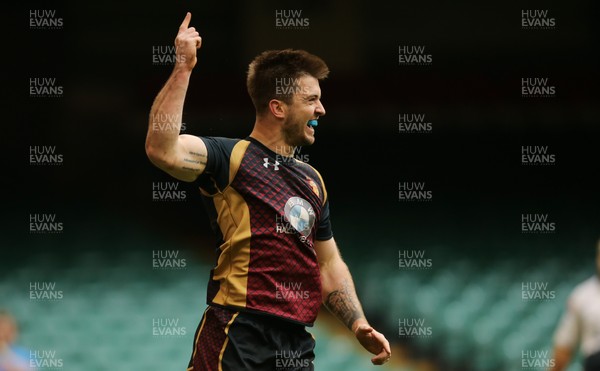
145,12,207,182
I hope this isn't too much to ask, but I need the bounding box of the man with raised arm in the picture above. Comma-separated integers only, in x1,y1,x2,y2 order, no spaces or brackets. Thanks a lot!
146,13,391,370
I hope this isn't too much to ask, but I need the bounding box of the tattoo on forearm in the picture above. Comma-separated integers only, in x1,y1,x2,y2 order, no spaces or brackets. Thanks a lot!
325,279,364,330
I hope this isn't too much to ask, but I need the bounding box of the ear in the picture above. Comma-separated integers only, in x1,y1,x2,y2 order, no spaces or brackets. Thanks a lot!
268,99,287,119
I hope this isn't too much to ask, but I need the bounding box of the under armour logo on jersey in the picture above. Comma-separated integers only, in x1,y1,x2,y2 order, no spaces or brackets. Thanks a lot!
263,158,280,171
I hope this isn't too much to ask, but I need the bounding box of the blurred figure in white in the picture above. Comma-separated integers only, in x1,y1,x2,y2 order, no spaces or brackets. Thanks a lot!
550,239,600,371
0,310,30,371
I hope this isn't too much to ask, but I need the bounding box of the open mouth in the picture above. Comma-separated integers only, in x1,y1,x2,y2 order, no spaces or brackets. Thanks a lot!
307,119,318,128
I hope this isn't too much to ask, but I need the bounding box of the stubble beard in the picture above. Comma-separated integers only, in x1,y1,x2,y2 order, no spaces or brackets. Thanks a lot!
282,112,312,147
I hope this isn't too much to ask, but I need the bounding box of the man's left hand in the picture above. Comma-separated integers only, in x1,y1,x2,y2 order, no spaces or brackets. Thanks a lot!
355,325,391,365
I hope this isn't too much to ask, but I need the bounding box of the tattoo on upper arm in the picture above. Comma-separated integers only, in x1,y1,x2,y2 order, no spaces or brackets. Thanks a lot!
181,166,201,173
181,150,207,172
183,157,206,165
325,279,363,330
189,151,206,157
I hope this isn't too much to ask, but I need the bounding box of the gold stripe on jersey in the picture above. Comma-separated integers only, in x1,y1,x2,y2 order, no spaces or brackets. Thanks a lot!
305,162,328,205
212,140,252,308
228,140,250,187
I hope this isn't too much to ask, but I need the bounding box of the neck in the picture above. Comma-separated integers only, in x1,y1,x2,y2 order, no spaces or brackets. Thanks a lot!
249,118,296,157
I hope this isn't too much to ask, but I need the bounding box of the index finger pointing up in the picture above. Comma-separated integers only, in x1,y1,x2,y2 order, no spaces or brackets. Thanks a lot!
179,12,192,30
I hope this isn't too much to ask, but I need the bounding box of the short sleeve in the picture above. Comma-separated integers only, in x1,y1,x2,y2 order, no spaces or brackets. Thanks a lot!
315,200,333,241
197,136,240,193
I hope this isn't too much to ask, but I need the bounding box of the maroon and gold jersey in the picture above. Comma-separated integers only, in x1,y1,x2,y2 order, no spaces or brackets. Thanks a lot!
197,136,333,326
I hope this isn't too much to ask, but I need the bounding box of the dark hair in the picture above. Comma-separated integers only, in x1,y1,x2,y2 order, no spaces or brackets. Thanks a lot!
247,49,329,115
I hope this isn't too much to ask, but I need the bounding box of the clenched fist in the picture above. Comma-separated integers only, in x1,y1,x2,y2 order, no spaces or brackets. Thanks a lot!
174,12,202,71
